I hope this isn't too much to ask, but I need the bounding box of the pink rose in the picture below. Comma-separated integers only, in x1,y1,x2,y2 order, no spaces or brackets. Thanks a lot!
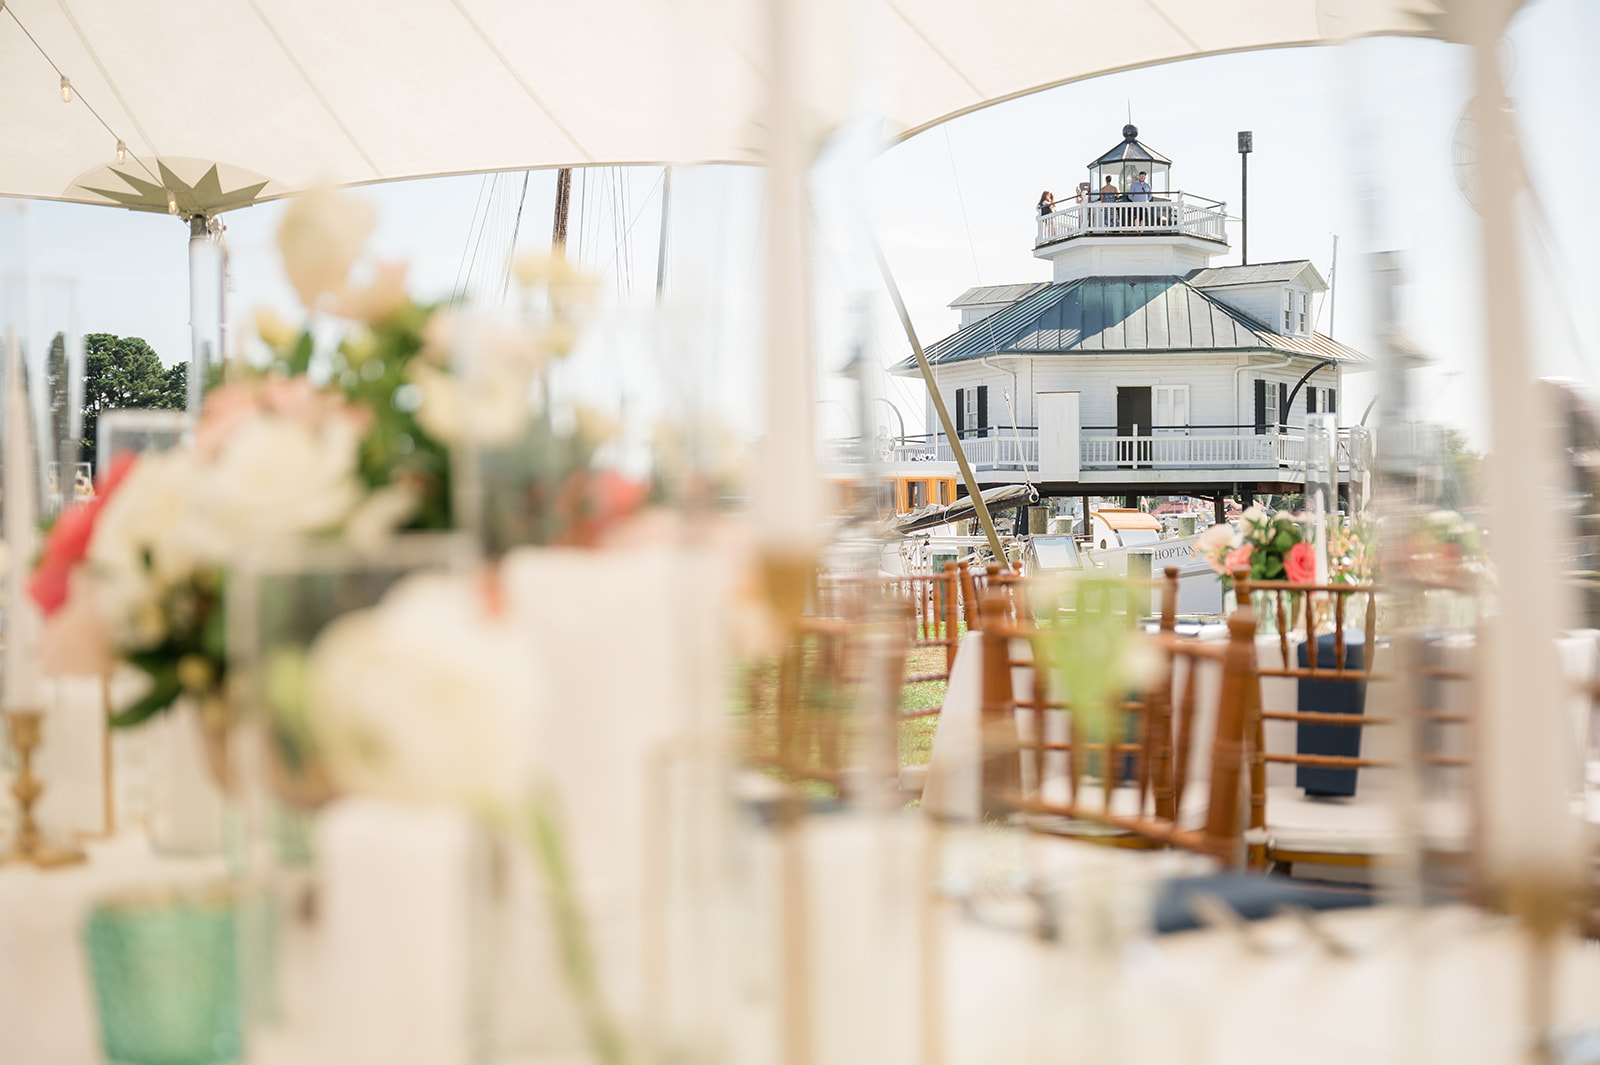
1223,543,1253,575
1284,541,1317,584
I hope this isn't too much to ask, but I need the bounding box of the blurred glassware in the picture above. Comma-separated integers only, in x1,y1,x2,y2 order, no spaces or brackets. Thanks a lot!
84,885,243,1065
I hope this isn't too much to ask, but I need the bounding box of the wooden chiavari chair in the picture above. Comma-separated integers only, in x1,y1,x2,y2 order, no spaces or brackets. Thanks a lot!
977,574,1259,868
1234,572,1479,875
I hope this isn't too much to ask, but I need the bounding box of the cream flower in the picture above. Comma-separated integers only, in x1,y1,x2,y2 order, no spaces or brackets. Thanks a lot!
1239,505,1271,541
277,189,376,309
1194,522,1235,554
303,572,537,811
254,306,298,349
336,260,409,324
410,362,530,447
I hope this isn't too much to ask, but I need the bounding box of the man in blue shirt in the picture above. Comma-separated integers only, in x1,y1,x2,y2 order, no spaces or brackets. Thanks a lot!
1129,170,1151,226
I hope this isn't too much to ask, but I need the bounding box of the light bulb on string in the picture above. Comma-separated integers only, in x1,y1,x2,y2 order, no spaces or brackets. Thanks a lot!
115,139,126,165
166,189,178,216
59,76,71,103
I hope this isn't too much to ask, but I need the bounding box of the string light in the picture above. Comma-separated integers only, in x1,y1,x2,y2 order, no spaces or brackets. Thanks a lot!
115,139,126,165
59,75,71,103
166,189,178,216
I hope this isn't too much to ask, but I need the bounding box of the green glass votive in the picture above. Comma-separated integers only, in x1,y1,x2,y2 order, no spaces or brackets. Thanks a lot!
84,887,243,1065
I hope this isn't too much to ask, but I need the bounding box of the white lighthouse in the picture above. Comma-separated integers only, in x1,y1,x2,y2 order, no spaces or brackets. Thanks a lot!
891,125,1370,521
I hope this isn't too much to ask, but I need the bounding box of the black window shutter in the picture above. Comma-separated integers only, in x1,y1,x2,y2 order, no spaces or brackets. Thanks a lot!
977,386,989,438
1278,382,1288,427
1327,389,1336,414
1307,388,1317,414
955,388,965,437
1254,379,1267,435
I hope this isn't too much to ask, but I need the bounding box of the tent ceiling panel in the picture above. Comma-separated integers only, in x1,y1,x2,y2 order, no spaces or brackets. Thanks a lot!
1,0,1453,211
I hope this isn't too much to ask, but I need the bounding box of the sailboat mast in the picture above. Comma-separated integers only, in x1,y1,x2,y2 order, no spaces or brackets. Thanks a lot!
552,166,573,258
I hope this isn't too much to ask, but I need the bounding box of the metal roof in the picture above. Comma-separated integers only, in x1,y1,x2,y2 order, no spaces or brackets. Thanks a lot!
948,282,1048,309
896,275,1373,370
1186,260,1328,290
1088,124,1173,168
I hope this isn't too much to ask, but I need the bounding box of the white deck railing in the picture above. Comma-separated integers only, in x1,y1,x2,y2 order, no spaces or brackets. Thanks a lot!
886,426,1349,475
926,434,1039,469
1035,191,1228,247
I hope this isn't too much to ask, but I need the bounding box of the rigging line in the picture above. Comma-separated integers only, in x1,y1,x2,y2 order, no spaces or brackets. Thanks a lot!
609,168,622,297
943,126,982,285
617,168,630,296
594,170,667,277
460,173,501,305
457,174,493,304
618,172,629,295
1141,0,1202,52
5,8,160,186
620,170,633,296
446,0,591,162
451,174,491,304
237,0,382,177
500,171,532,304
885,3,983,98
577,168,589,268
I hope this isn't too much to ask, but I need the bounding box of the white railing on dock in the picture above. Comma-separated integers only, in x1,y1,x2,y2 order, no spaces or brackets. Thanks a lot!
1035,191,1228,247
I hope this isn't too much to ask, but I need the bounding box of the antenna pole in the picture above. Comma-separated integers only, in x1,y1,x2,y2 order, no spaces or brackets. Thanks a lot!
1327,234,1339,338
1237,131,1253,266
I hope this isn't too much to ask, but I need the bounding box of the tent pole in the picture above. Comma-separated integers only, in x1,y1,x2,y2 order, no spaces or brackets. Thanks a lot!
873,242,1006,563
187,213,222,418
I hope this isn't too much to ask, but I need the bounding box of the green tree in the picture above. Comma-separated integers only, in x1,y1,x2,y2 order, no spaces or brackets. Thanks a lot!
81,333,187,467
1437,427,1482,511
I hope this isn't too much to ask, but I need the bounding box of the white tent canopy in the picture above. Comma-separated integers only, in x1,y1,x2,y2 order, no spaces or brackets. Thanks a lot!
2,0,1453,212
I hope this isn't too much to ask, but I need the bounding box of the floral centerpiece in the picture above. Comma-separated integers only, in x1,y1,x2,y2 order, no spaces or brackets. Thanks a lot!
1328,515,1376,584
29,188,648,738
31,377,403,728
1194,505,1315,585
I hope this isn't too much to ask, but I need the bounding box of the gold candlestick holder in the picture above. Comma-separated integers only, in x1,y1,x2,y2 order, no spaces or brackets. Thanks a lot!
1,709,86,868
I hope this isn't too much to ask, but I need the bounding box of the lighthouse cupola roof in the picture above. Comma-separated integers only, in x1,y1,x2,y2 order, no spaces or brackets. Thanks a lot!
1087,124,1171,195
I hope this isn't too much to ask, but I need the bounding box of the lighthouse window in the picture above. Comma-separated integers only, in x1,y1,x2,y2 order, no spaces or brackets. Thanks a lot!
1299,293,1310,333
1282,291,1293,332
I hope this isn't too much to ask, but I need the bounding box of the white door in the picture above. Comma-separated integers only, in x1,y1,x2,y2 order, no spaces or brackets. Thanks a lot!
1152,385,1189,427
1037,391,1080,481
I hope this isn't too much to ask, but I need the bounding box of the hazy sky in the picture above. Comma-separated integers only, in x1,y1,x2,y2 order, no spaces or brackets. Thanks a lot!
3,0,1595,451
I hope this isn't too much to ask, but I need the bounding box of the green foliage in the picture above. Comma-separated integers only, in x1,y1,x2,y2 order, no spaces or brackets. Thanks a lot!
273,302,453,531
1437,427,1483,511
81,333,187,466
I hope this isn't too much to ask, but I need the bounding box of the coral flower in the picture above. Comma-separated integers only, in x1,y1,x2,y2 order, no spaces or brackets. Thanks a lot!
1222,543,1254,576
1284,541,1317,584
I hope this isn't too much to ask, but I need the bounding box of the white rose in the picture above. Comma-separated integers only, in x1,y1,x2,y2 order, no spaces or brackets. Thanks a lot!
303,572,537,811
86,450,202,648
410,362,530,447
184,413,366,557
